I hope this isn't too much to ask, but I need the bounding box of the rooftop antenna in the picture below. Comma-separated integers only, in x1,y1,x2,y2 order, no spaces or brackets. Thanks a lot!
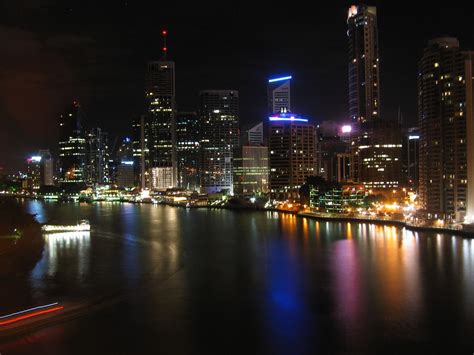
161,29,168,59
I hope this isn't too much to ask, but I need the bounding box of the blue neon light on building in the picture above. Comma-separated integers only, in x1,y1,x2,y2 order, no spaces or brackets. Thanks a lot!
269,112,308,123
268,75,292,83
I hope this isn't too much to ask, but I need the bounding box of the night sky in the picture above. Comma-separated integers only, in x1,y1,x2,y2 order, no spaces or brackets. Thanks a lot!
0,1,472,173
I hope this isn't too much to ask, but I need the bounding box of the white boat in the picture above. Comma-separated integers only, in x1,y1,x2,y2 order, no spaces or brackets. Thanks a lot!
41,220,91,233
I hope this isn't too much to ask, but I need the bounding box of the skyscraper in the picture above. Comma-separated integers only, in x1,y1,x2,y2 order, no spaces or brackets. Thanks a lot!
402,127,420,189
58,101,86,186
132,115,150,189
176,111,200,190
146,30,177,188
199,90,239,194
233,145,269,196
26,156,42,191
38,149,54,186
268,112,316,199
316,121,350,182
241,122,264,146
347,4,380,123
268,76,292,114
85,127,109,185
116,137,135,188
350,121,402,189
418,37,474,222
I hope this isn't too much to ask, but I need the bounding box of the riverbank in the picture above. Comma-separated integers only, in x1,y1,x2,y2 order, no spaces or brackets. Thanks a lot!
9,195,474,238
164,202,474,237
298,211,474,237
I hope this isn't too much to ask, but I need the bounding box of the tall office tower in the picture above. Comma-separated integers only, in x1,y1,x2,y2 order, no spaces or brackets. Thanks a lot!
146,30,177,188
351,121,402,189
58,101,86,186
347,5,380,123
316,121,349,182
233,145,269,196
336,153,353,183
268,112,316,199
241,122,264,145
418,37,474,222
199,90,239,194
116,137,134,161
176,111,200,190
402,127,420,189
268,75,292,114
116,137,135,188
85,127,109,185
38,149,54,186
132,115,150,189
26,156,42,191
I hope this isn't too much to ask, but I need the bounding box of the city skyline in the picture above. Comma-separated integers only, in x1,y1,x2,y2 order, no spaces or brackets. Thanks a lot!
1,2,472,173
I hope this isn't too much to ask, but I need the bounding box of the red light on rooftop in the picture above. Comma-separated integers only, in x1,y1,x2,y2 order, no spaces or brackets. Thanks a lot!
163,47,167,52
162,30,167,36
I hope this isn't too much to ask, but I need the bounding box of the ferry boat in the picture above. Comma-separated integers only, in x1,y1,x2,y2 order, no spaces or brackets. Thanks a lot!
41,220,91,233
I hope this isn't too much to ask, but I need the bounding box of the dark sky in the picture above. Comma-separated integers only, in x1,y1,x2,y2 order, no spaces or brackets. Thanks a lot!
0,1,472,173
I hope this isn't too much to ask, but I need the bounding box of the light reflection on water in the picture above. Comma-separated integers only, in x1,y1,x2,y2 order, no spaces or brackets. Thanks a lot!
29,232,91,300
4,201,474,354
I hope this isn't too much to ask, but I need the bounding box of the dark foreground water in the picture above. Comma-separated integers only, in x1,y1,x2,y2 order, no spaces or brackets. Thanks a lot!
0,200,474,354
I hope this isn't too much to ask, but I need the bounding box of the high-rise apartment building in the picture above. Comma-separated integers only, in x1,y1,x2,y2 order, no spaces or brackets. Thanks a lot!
418,37,474,222
199,90,239,194
347,5,380,123
268,112,316,199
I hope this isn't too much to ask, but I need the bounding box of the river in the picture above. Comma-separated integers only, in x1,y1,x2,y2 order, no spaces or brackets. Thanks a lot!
0,200,473,354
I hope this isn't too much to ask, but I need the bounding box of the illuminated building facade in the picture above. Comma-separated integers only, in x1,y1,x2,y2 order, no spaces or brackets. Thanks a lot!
176,111,200,190
418,37,474,222
146,57,177,187
336,152,353,183
351,121,402,189
268,113,316,198
26,156,42,191
402,127,419,189
241,122,264,146
38,149,54,186
310,184,365,213
316,121,350,182
132,115,150,189
117,161,135,188
115,137,134,188
233,145,269,195
85,127,109,185
347,4,380,123
151,167,174,190
268,76,292,114
58,102,86,186
199,90,239,194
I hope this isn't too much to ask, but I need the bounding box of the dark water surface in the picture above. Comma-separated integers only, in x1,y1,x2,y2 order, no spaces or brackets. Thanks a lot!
1,200,474,354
